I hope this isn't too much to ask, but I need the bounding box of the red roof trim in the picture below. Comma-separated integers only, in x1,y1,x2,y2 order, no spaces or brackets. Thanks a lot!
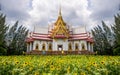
32,32,88,35
33,32,49,35
72,33,87,35
32,38,52,41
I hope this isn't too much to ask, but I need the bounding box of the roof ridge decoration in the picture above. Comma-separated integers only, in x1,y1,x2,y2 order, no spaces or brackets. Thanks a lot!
51,7,69,38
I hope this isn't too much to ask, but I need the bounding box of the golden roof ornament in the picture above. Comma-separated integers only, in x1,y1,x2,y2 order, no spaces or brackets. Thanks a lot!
51,7,69,38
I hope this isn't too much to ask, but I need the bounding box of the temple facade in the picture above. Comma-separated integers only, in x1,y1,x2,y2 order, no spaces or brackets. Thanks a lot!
26,9,94,54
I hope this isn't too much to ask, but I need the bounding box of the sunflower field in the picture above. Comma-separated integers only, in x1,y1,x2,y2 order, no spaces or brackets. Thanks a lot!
0,55,120,75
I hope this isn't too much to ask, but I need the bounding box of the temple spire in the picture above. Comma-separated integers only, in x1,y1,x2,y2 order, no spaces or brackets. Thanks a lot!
59,6,61,16
50,6,69,38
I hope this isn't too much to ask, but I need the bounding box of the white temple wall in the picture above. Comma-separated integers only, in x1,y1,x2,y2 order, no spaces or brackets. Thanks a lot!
79,41,82,50
72,41,75,51
47,42,52,50
73,41,80,50
33,41,35,50
90,43,93,52
72,26,86,34
30,42,32,51
68,41,74,50
86,42,93,51
33,40,40,50
71,41,74,51
28,39,92,52
71,41,74,50
80,40,87,50
53,39,57,51
53,39,68,51
33,40,48,51
40,41,48,51
27,43,29,52
39,41,42,50
73,40,88,51
64,39,68,51
34,26,48,34
89,42,91,51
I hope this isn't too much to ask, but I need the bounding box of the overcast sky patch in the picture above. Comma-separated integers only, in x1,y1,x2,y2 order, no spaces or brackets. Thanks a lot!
0,0,120,31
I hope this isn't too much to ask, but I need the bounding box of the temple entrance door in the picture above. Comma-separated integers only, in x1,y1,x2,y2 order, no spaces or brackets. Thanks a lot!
58,45,63,51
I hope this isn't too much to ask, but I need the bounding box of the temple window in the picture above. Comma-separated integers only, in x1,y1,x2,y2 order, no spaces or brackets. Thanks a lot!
49,43,52,50
42,43,46,50
68,43,72,50
75,43,79,50
35,43,39,50
81,43,85,50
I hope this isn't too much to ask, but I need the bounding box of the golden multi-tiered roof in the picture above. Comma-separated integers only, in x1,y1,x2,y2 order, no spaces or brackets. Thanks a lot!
51,8,69,38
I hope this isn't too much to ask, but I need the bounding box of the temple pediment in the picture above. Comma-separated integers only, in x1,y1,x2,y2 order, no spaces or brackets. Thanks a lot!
51,8,69,38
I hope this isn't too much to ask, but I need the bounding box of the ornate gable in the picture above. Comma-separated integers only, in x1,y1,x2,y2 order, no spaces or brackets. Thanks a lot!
51,8,69,38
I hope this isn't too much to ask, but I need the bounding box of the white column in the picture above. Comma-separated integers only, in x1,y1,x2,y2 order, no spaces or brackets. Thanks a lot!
53,40,55,51
40,42,42,51
29,42,31,51
31,42,33,51
53,39,57,51
27,43,29,52
85,41,87,50
33,41,35,50
89,42,90,51
73,42,75,51
87,42,88,50
91,43,93,52
79,41,80,51
63,39,68,51
46,42,48,51
29,43,30,51
72,41,74,51
30,42,32,51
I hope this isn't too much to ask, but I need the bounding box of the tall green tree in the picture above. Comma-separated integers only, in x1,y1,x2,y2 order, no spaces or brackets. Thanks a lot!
112,13,120,55
102,21,114,55
6,21,18,55
91,21,114,55
91,25,104,54
6,21,28,55
0,13,8,55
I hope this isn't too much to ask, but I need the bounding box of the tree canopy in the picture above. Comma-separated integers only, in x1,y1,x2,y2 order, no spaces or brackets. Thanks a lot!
112,14,120,55
0,13,29,55
0,14,8,55
92,13,120,55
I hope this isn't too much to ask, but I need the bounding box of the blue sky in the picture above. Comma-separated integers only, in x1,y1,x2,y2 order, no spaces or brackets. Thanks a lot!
0,0,120,31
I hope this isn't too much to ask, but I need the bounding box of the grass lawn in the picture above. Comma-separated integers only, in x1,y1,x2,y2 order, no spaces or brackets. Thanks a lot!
0,55,120,75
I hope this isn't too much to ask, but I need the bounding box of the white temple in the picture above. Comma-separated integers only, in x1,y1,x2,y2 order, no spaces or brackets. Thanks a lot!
26,9,94,54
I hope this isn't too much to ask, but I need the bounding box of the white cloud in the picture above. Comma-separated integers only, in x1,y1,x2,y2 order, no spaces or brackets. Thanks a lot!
89,0,120,26
27,0,92,30
1,0,30,27
0,0,120,31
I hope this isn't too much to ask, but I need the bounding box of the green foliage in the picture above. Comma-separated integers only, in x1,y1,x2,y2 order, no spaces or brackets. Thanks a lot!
0,55,120,74
112,14,120,43
0,13,28,55
0,46,7,55
92,13,120,55
112,13,120,55
91,21,114,55
113,46,120,55
6,21,29,55
0,13,8,55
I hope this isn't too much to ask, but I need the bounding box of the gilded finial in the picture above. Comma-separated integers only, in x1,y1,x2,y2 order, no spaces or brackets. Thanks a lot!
59,5,61,16
51,5,69,38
